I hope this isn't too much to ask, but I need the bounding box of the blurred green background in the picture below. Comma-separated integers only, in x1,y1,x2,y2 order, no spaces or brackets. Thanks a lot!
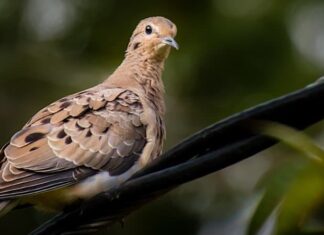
1,0,324,234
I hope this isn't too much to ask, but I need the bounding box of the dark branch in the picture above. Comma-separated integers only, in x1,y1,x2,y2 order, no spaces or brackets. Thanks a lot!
30,82,324,235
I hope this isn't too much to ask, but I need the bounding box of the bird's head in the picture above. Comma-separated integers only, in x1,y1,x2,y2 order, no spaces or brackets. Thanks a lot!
126,16,178,61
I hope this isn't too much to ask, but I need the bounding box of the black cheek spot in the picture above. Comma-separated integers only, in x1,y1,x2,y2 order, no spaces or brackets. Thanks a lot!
133,42,140,50
57,130,67,139
65,136,72,144
25,132,45,143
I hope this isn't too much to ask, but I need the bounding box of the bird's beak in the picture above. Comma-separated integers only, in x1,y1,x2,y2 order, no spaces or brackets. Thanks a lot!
161,36,179,50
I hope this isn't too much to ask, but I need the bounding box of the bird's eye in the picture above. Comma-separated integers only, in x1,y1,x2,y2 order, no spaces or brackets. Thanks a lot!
145,25,153,35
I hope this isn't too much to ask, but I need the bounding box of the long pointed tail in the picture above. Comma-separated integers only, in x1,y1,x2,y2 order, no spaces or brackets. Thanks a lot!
0,200,17,218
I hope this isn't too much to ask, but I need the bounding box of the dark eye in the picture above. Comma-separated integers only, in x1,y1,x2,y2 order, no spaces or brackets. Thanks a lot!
145,25,153,35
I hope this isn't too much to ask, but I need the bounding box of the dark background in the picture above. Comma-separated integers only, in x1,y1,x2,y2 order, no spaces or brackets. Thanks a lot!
0,0,324,234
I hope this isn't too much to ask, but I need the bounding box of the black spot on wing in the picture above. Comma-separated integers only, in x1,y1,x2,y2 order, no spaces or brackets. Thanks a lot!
86,130,92,137
57,130,67,139
30,147,39,151
25,132,45,143
41,118,51,124
65,136,72,144
60,101,72,109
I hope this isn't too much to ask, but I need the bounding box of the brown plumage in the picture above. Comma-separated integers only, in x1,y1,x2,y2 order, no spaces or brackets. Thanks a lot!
0,16,178,214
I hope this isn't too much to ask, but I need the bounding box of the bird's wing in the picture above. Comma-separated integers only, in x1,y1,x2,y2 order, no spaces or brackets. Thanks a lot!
0,87,147,199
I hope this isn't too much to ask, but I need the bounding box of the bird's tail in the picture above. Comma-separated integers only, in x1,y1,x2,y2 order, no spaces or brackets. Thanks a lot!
0,200,17,218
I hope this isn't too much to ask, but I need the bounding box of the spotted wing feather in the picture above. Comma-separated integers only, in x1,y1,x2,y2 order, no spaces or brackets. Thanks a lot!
0,87,147,199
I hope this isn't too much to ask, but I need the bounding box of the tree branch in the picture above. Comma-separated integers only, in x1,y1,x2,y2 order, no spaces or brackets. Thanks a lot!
30,82,324,235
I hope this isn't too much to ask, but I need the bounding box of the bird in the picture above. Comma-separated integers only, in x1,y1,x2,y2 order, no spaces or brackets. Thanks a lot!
0,16,178,216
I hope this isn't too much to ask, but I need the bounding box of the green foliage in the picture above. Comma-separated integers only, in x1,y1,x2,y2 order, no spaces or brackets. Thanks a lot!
247,161,305,235
248,123,324,235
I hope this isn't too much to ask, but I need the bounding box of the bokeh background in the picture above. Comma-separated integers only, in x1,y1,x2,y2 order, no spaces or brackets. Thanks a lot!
1,0,324,234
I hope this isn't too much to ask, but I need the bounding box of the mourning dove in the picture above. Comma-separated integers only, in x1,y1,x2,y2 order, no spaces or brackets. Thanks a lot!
0,16,178,215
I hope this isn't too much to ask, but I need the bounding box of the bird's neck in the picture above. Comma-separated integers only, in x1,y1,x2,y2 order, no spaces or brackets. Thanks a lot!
108,54,166,116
